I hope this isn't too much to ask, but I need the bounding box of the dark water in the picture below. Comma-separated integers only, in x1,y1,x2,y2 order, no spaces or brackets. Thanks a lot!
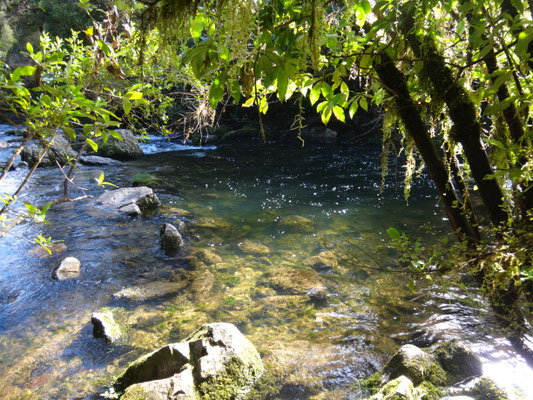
0,125,532,399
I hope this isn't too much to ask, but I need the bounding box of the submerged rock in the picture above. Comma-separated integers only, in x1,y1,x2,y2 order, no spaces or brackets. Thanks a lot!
302,250,338,270
259,267,326,296
114,281,187,301
188,268,216,301
160,223,184,256
90,129,144,160
91,310,122,344
114,322,263,400
132,172,164,187
96,186,160,216
29,242,67,258
52,257,81,280
279,215,315,233
193,249,222,265
238,240,270,256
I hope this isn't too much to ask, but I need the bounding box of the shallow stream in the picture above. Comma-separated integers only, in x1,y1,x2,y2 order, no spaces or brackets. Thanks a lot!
0,124,532,399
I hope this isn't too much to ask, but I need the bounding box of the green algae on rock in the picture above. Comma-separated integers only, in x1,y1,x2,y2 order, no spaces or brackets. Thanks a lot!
113,323,263,400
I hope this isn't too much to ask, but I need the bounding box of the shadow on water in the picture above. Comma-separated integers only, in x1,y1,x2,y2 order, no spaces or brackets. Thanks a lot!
1,127,532,399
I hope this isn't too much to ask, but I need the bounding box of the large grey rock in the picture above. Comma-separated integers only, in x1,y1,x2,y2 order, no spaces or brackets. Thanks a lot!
21,134,77,167
114,322,263,400
51,257,81,280
160,223,183,256
91,310,122,344
90,129,143,160
96,186,160,216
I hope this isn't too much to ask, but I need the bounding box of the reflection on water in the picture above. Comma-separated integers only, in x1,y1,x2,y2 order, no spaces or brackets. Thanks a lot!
0,124,532,399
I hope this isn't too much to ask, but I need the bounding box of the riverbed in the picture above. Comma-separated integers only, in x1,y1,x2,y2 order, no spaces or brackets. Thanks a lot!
0,124,532,399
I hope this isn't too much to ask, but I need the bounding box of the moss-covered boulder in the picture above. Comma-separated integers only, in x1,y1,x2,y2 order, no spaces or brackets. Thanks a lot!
91,309,123,344
472,376,512,400
302,251,338,270
113,322,263,400
428,340,482,385
90,129,144,160
132,172,164,187
194,249,222,265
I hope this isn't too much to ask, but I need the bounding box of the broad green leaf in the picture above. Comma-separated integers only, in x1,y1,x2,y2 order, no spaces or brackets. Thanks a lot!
349,100,358,119
386,227,400,240
26,42,34,55
310,85,321,106
86,138,98,152
359,97,368,111
321,109,332,125
277,69,289,102
109,130,124,141
62,126,76,140
125,91,143,100
333,106,345,123
123,99,132,114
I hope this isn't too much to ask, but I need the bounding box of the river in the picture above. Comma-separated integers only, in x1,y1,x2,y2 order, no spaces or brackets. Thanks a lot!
0,124,532,399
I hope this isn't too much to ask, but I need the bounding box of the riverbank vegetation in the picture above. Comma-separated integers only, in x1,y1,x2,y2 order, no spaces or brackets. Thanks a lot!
0,0,532,369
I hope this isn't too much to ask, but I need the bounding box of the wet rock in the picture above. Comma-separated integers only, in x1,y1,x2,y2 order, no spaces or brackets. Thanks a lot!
96,186,160,216
204,134,218,144
279,215,315,233
219,127,258,143
370,375,415,400
21,134,77,167
91,310,122,344
122,365,196,400
429,340,482,384
132,172,164,187
188,268,216,300
173,219,187,233
119,203,142,217
90,129,144,160
114,322,263,400
382,344,446,386
73,169,105,183
194,249,222,265
17,161,28,169
114,281,187,301
259,267,326,296
52,257,81,280
0,141,12,148
238,240,270,256
79,155,122,166
160,223,184,256
29,242,67,258
302,250,338,270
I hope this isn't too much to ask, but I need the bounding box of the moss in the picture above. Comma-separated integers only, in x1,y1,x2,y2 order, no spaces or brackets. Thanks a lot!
472,377,511,400
121,385,151,400
364,371,385,394
132,172,163,187
197,357,262,400
415,381,441,400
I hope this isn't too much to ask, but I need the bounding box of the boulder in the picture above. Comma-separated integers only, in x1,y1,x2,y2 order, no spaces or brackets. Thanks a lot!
259,267,326,296
382,344,447,386
90,129,144,160
188,268,216,300
114,322,263,400
472,377,512,400
96,186,160,216
238,240,270,256
428,341,482,384
160,223,184,256
21,134,77,167
51,257,81,280
91,310,122,344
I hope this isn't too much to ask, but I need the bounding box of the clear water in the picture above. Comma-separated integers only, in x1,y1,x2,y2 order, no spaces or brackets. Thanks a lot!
0,124,532,399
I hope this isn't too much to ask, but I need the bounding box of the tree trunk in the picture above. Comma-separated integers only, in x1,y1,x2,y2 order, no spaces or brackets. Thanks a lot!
374,53,475,241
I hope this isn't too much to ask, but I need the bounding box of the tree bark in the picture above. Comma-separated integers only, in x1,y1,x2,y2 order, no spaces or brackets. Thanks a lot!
374,53,475,241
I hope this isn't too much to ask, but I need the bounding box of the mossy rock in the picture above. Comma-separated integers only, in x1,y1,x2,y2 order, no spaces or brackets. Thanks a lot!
258,267,326,296
428,340,482,385
132,172,164,187
472,376,511,400
194,249,222,265
302,251,338,270
370,375,416,400
238,240,270,256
